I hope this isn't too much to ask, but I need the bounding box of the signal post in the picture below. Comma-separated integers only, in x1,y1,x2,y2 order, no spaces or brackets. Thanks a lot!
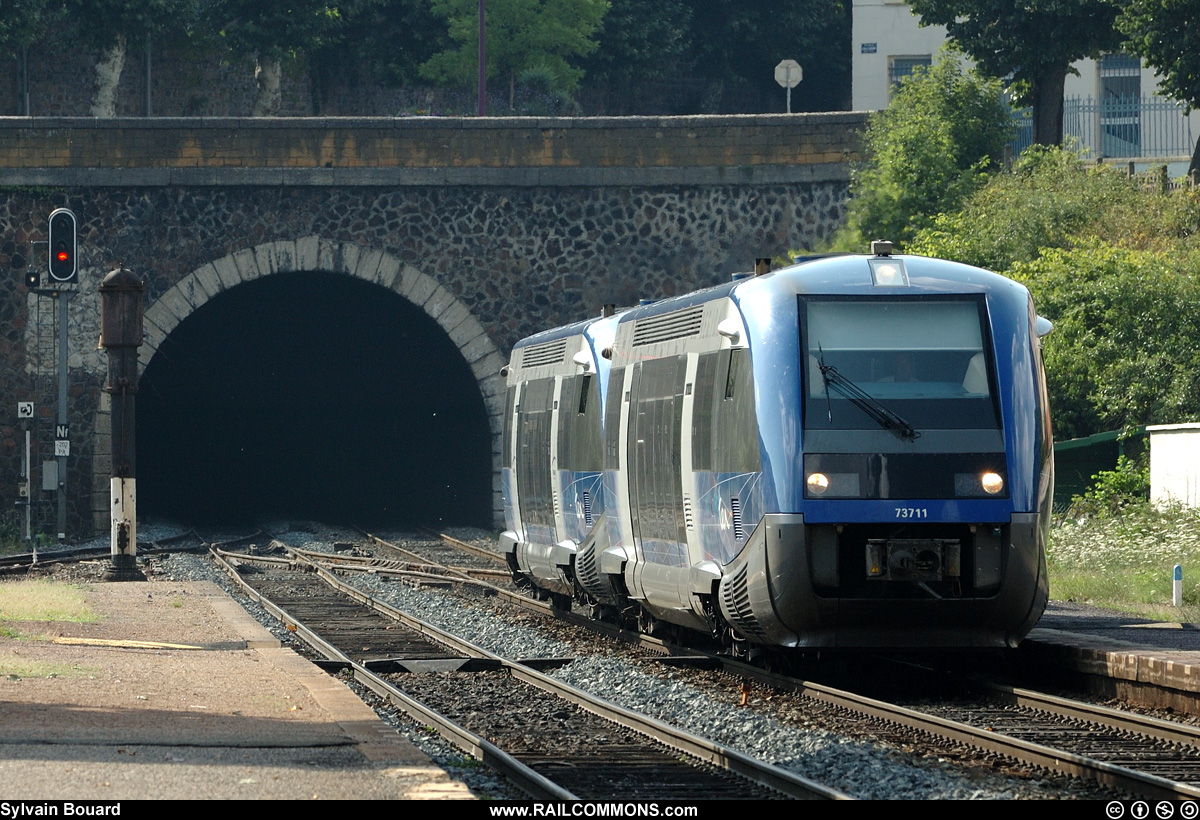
99,268,146,582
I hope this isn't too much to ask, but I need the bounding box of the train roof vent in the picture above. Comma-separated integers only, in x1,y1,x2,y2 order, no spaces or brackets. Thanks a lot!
520,338,569,369
632,306,704,346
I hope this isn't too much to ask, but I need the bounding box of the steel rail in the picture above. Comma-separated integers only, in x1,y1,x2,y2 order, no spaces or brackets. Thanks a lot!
219,529,1200,800
251,547,851,799
982,680,1200,749
419,527,508,564
785,675,1200,801
0,527,210,571
209,547,577,800
351,527,1200,799
288,546,509,583
345,530,687,657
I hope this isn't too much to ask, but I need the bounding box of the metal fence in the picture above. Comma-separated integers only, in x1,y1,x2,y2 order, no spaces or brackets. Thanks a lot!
1011,96,1195,160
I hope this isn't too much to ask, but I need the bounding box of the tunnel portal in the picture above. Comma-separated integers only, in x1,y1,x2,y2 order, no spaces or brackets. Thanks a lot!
136,270,493,528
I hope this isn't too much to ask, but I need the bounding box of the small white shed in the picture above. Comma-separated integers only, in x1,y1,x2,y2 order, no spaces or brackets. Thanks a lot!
1148,423,1200,508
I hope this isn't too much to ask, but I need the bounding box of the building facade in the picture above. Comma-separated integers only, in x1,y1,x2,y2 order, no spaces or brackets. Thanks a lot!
851,0,1198,172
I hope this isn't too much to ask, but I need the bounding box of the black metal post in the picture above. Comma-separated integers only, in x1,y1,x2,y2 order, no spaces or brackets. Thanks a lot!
99,268,147,582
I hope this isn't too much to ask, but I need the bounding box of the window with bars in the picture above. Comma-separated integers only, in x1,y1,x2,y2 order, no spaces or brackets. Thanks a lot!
1099,53,1142,156
888,55,932,97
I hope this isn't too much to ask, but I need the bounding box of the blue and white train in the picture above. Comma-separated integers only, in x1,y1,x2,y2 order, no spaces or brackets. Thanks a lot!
500,244,1053,653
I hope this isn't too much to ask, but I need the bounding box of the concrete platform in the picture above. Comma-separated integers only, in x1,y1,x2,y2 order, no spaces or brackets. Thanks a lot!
0,581,474,800
1022,602,1200,712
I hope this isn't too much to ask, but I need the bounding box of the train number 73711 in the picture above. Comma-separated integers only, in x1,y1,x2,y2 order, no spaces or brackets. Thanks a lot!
895,507,928,519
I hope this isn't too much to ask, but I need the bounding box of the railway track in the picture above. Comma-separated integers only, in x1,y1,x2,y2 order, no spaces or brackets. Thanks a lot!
12,523,1200,799
0,528,210,573
333,527,1200,801
210,537,849,800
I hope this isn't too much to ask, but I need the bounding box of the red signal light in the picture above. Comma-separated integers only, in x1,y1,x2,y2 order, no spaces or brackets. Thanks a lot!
47,208,78,283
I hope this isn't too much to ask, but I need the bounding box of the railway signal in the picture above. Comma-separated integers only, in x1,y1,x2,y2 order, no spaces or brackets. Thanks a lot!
47,208,77,283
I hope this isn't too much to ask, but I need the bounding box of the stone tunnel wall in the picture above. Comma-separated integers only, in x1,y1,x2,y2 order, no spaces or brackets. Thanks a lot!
0,115,864,537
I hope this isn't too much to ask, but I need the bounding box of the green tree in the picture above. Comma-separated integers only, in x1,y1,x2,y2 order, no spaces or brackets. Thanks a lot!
210,0,368,115
908,0,1123,146
327,0,448,89
683,0,849,113
909,146,1200,270
420,0,608,111
59,0,198,117
1010,245,1200,439
1118,0,1200,176
0,0,57,58
837,54,1014,248
577,0,690,108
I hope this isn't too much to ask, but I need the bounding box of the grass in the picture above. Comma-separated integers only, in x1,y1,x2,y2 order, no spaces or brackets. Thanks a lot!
0,580,99,626
1048,502,1200,621
0,654,96,679
0,580,102,679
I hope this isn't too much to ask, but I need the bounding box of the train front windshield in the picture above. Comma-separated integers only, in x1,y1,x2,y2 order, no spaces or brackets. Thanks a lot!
800,296,1000,432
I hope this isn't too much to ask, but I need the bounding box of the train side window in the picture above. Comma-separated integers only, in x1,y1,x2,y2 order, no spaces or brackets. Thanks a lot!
628,356,689,548
502,385,516,469
604,367,626,470
714,348,760,473
692,353,718,471
560,373,603,472
577,374,591,415
725,348,740,400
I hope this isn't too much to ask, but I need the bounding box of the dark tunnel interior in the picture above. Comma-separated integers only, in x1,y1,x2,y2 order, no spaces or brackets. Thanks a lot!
136,271,494,528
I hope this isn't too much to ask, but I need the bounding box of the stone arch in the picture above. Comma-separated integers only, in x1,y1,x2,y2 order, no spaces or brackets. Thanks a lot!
90,236,507,532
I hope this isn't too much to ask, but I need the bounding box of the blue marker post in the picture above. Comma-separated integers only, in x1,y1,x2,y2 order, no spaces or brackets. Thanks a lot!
1174,564,1183,607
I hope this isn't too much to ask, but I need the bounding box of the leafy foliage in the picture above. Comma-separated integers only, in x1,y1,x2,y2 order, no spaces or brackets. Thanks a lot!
209,0,361,62
1119,0,1200,111
1117,0,1200,173
0,0,61,58
1009,244,1200,439
909,147,1200,271
420,0,608,109
682,0,849,113
1069,455,1151,518
833,55,1014,249
63,0,198,51
908,0,1122,144
577,0,690,90
331,0,450,88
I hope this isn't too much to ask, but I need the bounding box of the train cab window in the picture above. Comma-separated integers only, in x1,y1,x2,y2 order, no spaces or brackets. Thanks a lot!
800,297,1001,431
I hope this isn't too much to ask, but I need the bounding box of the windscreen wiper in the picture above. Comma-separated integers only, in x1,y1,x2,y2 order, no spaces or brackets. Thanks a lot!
818,349,919,440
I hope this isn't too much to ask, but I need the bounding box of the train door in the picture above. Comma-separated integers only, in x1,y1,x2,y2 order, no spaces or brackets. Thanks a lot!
515,376,557,558
627,354,691,613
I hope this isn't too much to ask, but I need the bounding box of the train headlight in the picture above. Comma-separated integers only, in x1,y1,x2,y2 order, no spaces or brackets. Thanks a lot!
807,473,830,495
980,472,1004,495
867,256,909,287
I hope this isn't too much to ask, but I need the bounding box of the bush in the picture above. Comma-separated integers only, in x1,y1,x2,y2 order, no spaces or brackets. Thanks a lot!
831,52,1015,250
1068,455,1150,518
909,146,1200,270
1008,244,1200,439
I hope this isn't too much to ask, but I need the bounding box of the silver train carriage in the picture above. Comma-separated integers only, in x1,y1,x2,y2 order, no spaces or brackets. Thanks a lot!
501,247,1053,651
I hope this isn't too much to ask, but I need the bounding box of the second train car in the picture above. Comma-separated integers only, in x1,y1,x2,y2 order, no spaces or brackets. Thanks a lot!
500,244,1054,653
